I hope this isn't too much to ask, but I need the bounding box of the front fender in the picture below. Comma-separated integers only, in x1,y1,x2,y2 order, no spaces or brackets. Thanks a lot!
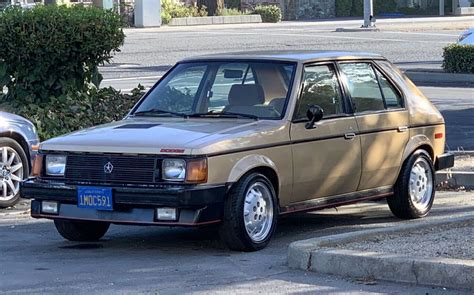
227,154,279,184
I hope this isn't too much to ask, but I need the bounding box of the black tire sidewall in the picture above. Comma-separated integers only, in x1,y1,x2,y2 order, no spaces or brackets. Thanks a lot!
392,150,435,218
221,173,278,251
0,138,29,207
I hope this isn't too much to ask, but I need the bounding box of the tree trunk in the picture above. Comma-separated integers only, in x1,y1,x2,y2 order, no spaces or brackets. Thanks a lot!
198,0,224,16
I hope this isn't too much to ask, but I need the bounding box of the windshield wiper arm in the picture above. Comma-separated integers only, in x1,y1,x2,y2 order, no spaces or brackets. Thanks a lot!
189,111,258,120
133,108,187,118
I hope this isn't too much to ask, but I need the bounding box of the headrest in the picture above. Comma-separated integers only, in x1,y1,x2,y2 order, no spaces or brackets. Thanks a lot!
228,84,265,106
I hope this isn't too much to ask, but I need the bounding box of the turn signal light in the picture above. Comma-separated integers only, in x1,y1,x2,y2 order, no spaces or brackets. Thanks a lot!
435,133,444,139
31,155,43,177
186,158,208,183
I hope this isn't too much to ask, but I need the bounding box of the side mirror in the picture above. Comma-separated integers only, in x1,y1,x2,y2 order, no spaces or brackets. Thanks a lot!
305,105,324,129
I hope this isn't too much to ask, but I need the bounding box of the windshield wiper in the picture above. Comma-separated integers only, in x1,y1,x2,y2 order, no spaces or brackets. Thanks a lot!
133,108,188,118
189,111,258,120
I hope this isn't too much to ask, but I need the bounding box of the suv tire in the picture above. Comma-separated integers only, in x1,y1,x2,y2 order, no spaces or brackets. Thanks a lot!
54,220,110,241
219,173,278,251
0,138,28,208
388,150,435,219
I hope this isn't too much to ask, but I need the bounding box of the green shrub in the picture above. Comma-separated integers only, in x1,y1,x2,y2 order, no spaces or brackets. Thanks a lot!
335,0,352,17
0,5,124,104
442,44,474,74
253,5,281,23
161,0,208,24
224,0,241,10
375,0,397,14
1,86,145,140
350,0,363,16
217,8,246,16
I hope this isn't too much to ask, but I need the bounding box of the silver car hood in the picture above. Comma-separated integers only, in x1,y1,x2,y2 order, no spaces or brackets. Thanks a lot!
40,117,287,155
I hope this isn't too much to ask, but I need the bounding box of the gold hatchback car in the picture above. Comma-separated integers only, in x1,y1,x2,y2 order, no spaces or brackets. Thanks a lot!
21,51,454,251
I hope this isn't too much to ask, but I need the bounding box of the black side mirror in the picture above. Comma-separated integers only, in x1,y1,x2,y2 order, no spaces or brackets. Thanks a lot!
305,105,324,129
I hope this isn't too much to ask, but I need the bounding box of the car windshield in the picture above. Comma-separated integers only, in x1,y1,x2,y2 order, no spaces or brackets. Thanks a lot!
132,61,296,120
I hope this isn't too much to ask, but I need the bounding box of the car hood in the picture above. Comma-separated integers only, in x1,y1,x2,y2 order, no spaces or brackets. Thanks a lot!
40,117,289,155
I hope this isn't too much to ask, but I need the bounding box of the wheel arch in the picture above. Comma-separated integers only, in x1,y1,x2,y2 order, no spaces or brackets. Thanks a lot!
227,154,280,201
0,131,31,173
402,135,434,163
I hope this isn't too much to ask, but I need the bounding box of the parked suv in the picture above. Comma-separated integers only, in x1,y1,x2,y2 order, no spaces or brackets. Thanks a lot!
21,51,453,251
0,111,39,207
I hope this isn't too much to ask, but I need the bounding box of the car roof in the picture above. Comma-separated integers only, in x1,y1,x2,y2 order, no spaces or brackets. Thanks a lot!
181,50,385,63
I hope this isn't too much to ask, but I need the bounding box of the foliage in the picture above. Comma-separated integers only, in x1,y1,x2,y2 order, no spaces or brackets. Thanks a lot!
374,0,397,14
335,0,352,17
0,5,124,104
442,44,474,74
253,5,281,23
161,0,208,24
350,0,363,16
224,0,240,10
217,8,246,16
1,86,145,141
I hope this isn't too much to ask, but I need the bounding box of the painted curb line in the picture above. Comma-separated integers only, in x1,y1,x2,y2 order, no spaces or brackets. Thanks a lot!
288,215,474,291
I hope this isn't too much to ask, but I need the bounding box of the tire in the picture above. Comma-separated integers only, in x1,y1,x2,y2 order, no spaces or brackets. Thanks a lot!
0,138,28,208
388,150,435,219
219,173,278,251
54,220,110,242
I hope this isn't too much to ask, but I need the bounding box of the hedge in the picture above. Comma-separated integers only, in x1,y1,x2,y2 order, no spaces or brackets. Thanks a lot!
254,5,281,23
0,5,124,104
442,44,474,74
1,87,145,141
161,0,207,24
336,0,397,17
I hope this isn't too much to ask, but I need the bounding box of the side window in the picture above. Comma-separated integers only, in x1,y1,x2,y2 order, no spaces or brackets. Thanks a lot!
375,68,403,109
339,63,385,113
295,64,344,120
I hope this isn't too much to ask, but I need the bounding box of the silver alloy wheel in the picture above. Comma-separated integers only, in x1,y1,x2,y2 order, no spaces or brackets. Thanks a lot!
0,146,24,201
408,157,433,211
243,182,274,243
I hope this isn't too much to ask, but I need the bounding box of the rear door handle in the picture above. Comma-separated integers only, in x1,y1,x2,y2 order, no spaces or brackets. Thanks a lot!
398,126,409,133
344,132,356,140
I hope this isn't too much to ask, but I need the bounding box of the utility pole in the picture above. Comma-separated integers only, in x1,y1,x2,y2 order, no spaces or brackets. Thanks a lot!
362,0,375,28
439,0,445,16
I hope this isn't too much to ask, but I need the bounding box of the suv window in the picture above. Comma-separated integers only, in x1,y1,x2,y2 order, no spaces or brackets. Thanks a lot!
375,68,402,109
295,64,344,120
339,63,385,113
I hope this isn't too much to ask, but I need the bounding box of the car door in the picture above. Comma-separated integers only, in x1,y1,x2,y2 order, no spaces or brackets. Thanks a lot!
338,61,409,191
290,63,361,203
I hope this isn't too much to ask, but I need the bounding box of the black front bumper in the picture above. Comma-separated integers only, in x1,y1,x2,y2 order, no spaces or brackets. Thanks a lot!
435,153,455,171
21,179,229,226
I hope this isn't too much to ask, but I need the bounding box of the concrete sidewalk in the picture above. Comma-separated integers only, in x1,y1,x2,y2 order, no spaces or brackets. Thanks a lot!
288,214,474,291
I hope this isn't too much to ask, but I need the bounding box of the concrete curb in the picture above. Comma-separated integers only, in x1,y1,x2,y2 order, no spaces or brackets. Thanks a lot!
169,15,262,26
436,171,474,190
404,70,474,87
288,215,474,291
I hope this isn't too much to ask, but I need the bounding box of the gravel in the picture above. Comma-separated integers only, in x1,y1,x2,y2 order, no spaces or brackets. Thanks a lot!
340,219,474,260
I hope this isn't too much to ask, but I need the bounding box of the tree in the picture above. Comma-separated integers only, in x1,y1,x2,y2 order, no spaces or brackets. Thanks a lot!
198,0,224,15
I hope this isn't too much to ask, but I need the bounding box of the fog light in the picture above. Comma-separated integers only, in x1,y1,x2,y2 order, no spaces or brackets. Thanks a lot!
156,208,177,221
41,201,58,214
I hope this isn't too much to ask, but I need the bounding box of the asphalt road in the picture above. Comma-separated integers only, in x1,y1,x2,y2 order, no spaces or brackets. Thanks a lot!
1,191,473,294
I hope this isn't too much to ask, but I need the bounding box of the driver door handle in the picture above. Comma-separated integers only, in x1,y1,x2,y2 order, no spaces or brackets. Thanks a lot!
398,126,409,133
344,132,356,140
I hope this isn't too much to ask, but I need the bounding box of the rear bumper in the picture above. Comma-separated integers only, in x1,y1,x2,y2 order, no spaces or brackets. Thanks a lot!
21,179,229,226
435,153,455,171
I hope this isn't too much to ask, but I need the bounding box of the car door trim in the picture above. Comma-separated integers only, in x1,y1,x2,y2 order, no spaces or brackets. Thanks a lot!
280,186,393,215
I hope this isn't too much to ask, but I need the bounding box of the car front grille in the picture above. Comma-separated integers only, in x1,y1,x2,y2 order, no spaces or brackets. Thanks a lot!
65,154,159,184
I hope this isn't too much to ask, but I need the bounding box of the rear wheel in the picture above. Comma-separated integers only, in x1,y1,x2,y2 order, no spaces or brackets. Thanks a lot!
219,173,278,251
54,220,110,241
388,150,435,219
0,138,28,208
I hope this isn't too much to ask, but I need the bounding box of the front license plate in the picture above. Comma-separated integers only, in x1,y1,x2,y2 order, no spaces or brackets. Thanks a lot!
77,187,113,211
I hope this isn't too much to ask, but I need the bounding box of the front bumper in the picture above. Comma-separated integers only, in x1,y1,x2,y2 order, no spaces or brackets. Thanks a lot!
21,179,229,226
435,153,455,171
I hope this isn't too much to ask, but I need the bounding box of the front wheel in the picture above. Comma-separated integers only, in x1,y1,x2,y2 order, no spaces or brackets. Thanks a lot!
388,150,435,219
219,173,278,251
54,220,110,241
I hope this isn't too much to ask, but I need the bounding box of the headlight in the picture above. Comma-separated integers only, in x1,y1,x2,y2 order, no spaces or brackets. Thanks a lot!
162,159,186,181
45,155,66,176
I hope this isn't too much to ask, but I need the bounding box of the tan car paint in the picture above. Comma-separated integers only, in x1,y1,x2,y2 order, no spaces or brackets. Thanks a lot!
39,53,447,209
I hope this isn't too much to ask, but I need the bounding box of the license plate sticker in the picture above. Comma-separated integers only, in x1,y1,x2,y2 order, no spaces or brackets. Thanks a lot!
77,187,113,211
